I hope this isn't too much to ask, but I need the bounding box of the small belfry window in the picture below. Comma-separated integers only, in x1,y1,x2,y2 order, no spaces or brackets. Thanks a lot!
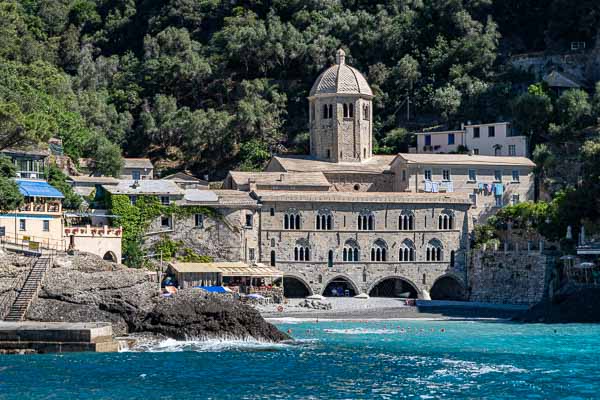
322,104,328,119
363,104,370,120
349,103,354,118
343,104,348,118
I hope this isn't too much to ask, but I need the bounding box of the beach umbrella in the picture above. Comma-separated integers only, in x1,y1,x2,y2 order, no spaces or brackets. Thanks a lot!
354,293,370,299
577,262,595,269
246,293,265,299
306,294,325,300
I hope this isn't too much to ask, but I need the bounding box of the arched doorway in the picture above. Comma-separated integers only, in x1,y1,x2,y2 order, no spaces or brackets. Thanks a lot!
323,276,357,297
369,277,418,298
103,251,117,263
275,276,312,298
430,276,465,301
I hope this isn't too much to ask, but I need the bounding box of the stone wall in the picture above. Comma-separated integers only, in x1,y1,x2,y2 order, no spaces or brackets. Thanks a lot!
144,207,259,263
469,249,553,305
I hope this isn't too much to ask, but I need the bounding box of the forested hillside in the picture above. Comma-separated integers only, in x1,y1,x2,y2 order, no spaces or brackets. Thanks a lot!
1,0,599,181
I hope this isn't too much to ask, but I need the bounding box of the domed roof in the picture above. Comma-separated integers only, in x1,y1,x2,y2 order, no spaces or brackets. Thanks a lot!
309,49,373,97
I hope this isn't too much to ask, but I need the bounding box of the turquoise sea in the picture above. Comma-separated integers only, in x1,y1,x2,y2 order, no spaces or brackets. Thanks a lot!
1,319,600,399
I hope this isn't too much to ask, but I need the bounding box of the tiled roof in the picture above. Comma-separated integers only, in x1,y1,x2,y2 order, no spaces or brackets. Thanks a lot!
309,50,372,97
67,176,120,184
123,158,153,169
102,179,183,195
228,171,331,188
163,171,207,183
395,153,535,167
253,190,471,204
270,155,396,174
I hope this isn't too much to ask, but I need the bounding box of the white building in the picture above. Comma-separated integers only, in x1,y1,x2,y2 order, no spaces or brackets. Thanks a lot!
415,122,528,157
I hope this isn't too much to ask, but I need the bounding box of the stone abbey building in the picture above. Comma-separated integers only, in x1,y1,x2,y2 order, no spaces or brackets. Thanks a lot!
220,49,536,299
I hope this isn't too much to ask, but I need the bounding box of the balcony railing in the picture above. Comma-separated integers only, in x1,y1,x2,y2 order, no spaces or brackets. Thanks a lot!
17,202,62,214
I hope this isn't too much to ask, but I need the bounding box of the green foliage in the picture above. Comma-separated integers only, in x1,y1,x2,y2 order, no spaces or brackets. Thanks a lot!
0,155,16,178
472,224,498,249
177,248,212,263
87,135,123,177
153,236,180,260
238,139,271,171
0,177,24,212
108,193,218,267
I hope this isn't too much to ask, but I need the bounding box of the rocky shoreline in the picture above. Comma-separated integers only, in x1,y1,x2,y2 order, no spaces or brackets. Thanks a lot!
513,287,600,323
1,253,288,342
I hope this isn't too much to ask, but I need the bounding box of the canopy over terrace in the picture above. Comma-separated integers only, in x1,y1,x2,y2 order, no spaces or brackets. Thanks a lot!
167,262,284,289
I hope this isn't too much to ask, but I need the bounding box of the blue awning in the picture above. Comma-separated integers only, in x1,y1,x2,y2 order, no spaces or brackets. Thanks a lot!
194,286,231,293
16,179,64,199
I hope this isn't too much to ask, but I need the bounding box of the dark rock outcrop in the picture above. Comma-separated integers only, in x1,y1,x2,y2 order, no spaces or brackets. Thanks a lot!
513,287,600,323
20,253,288,341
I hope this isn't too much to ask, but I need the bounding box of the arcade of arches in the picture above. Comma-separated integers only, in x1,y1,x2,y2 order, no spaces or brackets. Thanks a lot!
429,276,466,301
369,277,418,298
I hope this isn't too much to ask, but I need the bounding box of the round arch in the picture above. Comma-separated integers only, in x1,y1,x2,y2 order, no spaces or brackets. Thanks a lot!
103,251,117,263
368,276,420,299
430,274,466,301
322,275,359,297
275,275,314,298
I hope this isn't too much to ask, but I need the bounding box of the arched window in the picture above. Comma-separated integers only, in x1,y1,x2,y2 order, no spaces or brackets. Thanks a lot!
349,103,354,118
358,212,374,231
328,104,333,119
294,242,310,261
450,250,455,267
399,212,414,231
370,239,387,262
426,239,443,262
399,239,415,262
438,212,454,230
270,250,276,266
316,210,333,230
284,211,301,230
343,104,348,118
343,239,360,262
322,104,328,119
328,250,334,268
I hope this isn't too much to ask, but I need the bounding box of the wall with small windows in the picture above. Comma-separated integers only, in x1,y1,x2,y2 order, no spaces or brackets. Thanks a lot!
391,161,535,222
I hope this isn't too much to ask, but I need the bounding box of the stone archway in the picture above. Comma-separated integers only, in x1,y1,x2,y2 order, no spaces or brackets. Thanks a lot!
368,276,419,298
430,275,466,301
103,251,117,263
322,275,358,297
275,275,313,298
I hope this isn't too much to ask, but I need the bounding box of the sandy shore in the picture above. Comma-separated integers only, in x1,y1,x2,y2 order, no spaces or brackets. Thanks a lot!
258,298,523,321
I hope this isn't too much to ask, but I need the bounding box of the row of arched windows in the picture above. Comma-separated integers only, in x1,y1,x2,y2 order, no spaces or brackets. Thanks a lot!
283,211,454,231
288,239,450,263
272,247,454,266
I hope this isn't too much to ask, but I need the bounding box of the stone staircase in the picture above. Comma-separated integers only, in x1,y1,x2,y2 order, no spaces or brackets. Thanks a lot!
4,256,51,322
